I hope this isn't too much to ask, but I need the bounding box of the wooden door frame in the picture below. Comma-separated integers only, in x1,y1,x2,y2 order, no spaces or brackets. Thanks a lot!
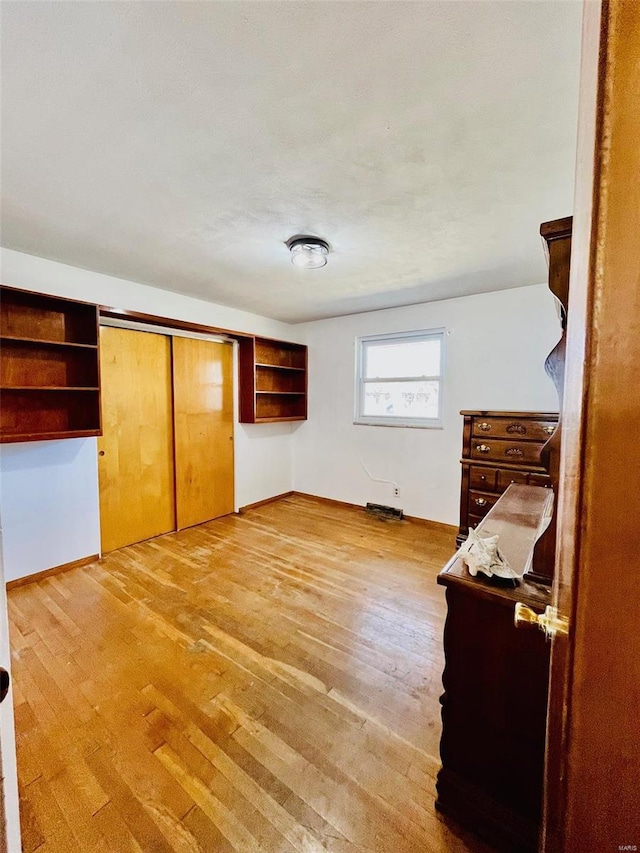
543,1,640,849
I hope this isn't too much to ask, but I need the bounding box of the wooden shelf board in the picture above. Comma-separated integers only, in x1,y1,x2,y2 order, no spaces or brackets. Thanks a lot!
255,391,306,396
0,334,98,349
0,429,101,444
252,416,306,423
0,386,100,392
255,363,306,372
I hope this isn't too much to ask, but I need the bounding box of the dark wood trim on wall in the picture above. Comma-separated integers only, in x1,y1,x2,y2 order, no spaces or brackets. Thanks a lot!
100,306,303,348
98,305,252,341
292,492,459,536
6,554,100,590
239,491,295,512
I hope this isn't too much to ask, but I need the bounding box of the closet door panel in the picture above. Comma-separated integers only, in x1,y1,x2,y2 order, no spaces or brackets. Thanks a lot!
98,327,175,552
172,337,234,529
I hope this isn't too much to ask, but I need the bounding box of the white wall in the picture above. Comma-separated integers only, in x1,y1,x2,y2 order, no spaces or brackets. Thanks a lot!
0,249,299,580
0,439,100,583
293,284,560,526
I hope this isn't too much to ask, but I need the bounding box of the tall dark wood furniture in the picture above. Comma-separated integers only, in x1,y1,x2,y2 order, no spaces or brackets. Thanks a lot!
457,410,558,546
531,217,572,584
436,218,572,851
238,336,307,423
437,486,553,853
0,285,101,442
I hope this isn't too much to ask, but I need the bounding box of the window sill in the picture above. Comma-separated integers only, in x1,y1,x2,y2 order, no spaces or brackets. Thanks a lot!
353,419,443,430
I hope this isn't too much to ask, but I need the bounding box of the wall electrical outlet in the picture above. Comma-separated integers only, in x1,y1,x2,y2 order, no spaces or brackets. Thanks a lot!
393,487,400,497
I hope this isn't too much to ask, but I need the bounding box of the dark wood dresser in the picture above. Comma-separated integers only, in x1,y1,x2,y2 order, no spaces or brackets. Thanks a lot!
437,486,553,852
456,410,558,547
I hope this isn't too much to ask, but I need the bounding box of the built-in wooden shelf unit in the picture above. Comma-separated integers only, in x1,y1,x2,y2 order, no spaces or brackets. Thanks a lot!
0,286,101,443
238,336,307,423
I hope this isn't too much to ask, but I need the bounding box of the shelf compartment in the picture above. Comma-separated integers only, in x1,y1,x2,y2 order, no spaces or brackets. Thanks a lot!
256,364,306,394
0,340,99,388
0,388,101,439
1,287,98,345
255,392,306,421
255,338,306,370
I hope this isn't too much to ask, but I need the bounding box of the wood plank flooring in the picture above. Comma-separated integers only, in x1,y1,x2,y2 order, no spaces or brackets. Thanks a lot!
9,494,490,853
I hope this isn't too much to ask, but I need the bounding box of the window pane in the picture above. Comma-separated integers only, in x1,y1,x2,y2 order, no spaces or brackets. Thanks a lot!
362,380,440,419
364,338,441,379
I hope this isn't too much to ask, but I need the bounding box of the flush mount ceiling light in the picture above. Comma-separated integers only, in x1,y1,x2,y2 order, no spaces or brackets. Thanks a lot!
286,236,330,269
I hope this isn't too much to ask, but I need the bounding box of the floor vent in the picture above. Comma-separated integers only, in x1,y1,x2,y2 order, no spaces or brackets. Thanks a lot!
365,503,404,521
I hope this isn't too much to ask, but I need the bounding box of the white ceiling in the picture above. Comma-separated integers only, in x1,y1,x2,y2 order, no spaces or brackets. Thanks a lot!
1,1,582,323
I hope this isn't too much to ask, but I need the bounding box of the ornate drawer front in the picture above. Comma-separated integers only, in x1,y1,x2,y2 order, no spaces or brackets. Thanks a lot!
469,466,498,491
471,439,544,466
497,469,529,490
468,490,499,518
468,514,485,531
472,418,557,442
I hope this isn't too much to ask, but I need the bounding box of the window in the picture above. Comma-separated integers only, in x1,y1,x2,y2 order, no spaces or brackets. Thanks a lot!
355,329,444,428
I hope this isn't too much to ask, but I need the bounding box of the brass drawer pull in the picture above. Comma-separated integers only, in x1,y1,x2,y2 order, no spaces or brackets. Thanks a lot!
474,497,488,507
543,425,555,435
505,447,524,458
476,444,491,453
477,422,491,431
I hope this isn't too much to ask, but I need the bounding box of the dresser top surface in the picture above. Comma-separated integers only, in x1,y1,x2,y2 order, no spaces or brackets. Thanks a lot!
439,484,553,608
460,410,559,419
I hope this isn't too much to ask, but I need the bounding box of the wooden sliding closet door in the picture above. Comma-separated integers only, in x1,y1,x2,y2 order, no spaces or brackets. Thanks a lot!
98,327,175,552
172,337,234,529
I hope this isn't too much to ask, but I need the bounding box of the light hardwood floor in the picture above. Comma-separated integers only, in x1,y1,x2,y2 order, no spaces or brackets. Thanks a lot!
9,494,490,853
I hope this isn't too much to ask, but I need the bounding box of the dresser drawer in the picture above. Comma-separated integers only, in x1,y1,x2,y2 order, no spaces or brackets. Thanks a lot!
469,466,498,491
472,417,557,442
458,410,558,549
468,490,499,518
528,473,552,488
497,469,529,490
471,439,544,466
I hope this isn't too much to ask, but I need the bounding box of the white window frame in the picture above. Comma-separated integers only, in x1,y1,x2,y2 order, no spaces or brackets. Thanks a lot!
354,328,445,429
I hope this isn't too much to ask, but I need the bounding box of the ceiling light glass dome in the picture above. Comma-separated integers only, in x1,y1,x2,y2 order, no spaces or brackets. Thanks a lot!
287,237,330,269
